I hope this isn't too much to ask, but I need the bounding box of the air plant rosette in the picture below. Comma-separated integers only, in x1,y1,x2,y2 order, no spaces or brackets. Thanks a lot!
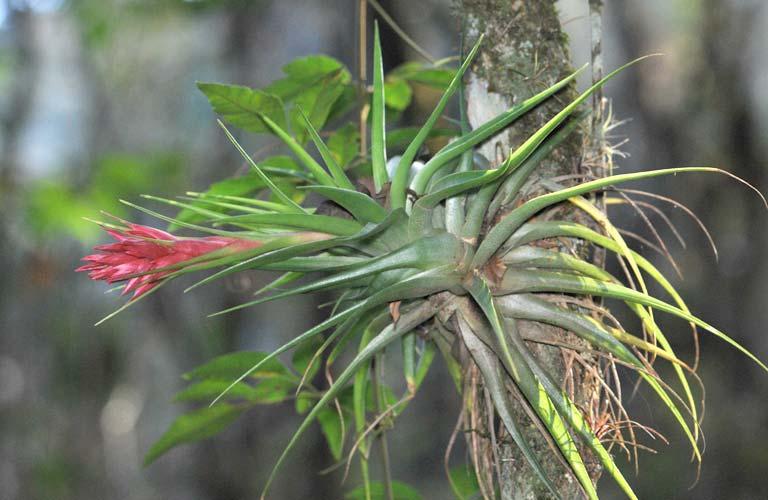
78,24,767,500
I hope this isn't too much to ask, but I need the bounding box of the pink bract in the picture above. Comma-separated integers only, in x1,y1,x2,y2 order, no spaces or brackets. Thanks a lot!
77,223,260,299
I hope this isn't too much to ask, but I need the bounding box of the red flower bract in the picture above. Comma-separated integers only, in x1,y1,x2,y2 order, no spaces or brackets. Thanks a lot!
77,223,260,299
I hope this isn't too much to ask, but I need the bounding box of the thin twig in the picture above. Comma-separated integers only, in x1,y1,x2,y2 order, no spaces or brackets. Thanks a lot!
367,0,436,63
358,0,368,156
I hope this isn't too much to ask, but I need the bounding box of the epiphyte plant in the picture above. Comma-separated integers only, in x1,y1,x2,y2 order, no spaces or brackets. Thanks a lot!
78,18,767,500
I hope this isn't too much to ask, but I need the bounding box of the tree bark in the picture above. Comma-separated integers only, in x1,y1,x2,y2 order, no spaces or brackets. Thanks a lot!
457,1,602,498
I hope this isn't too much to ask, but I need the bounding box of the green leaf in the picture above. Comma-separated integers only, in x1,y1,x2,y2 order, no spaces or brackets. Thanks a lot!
197,82,286,133
251,377,296,404
317,406,346,461
496,293,698,458
448,465,480,500
292,71,348,144
174,378,294,405
477,167,733,268
384,77,412,111
328,124,360,168
326,84,358,123
219,233,463,313
371,21,388,192
189,209,405,295
174,380,261,403
390,61,456,89
265,55,349,101
263,55,352,141
385,127,457,153
143,404,244,466
295,391,315,414
474,111,587,235
345,481,423,500
184,351,290,382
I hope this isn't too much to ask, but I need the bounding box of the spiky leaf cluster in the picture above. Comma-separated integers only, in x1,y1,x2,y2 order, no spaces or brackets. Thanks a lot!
88,24,767,500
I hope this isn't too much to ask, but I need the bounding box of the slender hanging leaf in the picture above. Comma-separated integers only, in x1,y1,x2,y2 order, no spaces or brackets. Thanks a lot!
144,404,245,466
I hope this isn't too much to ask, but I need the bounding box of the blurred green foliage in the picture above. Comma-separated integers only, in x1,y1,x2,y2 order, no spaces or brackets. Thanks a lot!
25,152,183,241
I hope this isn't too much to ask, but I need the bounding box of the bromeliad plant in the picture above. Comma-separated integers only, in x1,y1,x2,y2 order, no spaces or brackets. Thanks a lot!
79,22,767,500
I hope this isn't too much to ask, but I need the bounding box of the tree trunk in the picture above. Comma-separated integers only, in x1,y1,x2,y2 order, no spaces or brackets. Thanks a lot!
457,1,603,498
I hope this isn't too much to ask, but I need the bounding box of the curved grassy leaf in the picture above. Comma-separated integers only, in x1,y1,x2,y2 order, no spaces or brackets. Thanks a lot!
390,35,484,209
504,220,701,321
497,269,768,373
261,301,438,499
258,255,364,272
457,315,562,499
187,192,296,214
497,292,636,363
214,213,363,236
218,233,461,311
502,317,639,500
186,210,405,293
463,277,598,499
298,108,356,190
500,234,702,452
218,121,307,214
424,56,658,198
474,166,758,268
299,185,387,223
496,294,698,458
564,194,699,442
257,113,337,187
410,64,588,195
485,112,587,223
371,21,388,192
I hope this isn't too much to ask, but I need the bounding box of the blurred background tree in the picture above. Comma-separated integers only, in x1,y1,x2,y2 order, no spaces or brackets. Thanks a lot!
0,0,766,498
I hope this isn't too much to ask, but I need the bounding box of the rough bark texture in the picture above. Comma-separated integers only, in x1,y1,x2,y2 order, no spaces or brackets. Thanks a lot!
457,1,602,498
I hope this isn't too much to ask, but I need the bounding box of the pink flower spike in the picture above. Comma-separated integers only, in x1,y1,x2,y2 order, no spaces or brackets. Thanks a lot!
77,222,261,299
